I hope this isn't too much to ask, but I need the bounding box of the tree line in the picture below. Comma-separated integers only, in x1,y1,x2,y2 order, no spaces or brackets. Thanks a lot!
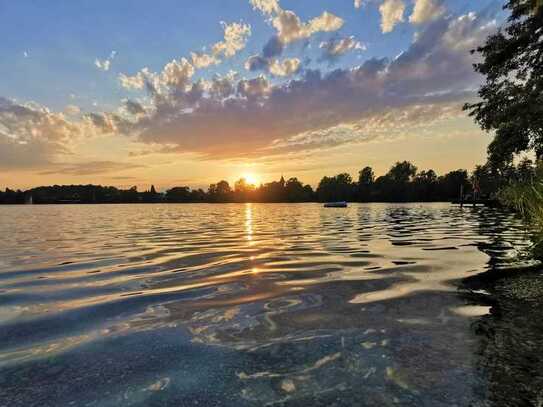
1,159,538,205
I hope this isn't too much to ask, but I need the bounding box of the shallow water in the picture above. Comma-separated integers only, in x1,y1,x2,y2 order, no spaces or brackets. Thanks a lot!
0,203,540,406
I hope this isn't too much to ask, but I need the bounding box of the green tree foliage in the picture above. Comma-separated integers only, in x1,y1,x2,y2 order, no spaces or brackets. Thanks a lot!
464,0,543,166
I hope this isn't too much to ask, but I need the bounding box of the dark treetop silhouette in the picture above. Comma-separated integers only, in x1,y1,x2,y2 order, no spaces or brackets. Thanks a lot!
1,159,538,204
464,0,543,168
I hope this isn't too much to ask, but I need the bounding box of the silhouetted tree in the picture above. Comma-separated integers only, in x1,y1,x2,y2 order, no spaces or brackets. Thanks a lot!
471,165,502,198
438,170,471,200
0,188,25,204
413,170,438,201
358,166,374,201
6,158,533,205
388,161,417,184
166,187,191,202
208,180,232,202
258,179,286,202
234,178,256,202
142,185,161,203
190,188,207,202
285,177,313,202
374,161,417,201
121,186,140,203
316,173,354,202
464,0,543,166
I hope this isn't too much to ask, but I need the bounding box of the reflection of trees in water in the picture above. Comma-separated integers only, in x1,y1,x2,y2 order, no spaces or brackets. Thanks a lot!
465,207,543,406
471,207,535,269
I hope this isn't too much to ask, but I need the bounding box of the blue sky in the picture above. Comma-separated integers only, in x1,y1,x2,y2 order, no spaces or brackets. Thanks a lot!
0,0,506,189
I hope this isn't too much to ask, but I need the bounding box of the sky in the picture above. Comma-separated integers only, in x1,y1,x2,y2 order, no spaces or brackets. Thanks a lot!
0,0,506,190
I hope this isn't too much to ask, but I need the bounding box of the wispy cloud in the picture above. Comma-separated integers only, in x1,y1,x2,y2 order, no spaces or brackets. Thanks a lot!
95,50,117,71
320,36,366,61
39,161,145,175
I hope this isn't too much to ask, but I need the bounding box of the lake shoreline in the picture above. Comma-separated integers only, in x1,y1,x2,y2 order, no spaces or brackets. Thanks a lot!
461,266,543,405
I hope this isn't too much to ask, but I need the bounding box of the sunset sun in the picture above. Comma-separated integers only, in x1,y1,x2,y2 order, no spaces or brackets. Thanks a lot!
242,173,260,186
3,0,542,405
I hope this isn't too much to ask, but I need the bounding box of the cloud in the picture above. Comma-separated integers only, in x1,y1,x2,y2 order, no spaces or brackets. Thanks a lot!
250,0,280,15
39,161,145,175
95,59,111,71
161,57,195,89
268,58,301,76
5,8,498,172
119,58,194,94
246,1,343,75
64,105,81,116
95,51,117,71
0,98,83,169
386,12,497,95
265,101,467,155
409,0,446,24
272,10,344,44
123,99,146,116
320,36,366,60
190,52,220,69
245,55,300,76
117,10,496,160
187,21,251,69
0,95,140,171
379,0,405,33
119,68,153,90
245,55,270,72
354,0,364,9
119,22,249,92
0,96,144,177
262,36,284,58
251,0,343,51
206,71,239,99
212,22,252,58
237,75,271,99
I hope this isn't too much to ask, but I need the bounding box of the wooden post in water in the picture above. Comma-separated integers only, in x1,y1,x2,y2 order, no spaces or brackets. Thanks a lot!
460,185,464,208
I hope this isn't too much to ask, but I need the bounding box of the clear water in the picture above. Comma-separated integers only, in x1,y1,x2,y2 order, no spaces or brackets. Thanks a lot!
0,203,539,406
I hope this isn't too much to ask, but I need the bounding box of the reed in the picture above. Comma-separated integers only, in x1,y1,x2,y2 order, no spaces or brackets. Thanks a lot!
500,166,543,258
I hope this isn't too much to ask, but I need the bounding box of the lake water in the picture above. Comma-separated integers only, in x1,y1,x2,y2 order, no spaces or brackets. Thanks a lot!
0,203,541,406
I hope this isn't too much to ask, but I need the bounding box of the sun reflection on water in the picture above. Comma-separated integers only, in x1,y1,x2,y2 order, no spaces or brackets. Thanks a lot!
0,203,540,406
245,203,253,245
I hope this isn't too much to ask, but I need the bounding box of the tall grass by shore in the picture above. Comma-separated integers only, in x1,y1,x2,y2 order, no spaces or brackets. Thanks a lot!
500,165,543,258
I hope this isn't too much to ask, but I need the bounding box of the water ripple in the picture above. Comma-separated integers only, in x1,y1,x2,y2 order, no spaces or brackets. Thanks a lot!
0,203,538,406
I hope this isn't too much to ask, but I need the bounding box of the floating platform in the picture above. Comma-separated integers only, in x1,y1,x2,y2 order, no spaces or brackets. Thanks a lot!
324,201,348,208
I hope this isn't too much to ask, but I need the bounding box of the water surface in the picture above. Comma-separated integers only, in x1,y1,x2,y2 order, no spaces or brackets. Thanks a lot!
0,203,540,406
